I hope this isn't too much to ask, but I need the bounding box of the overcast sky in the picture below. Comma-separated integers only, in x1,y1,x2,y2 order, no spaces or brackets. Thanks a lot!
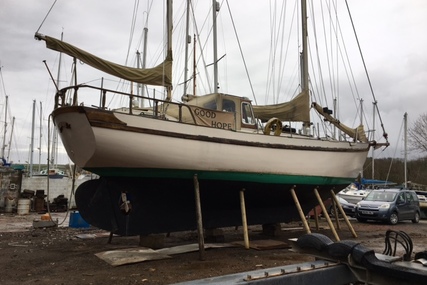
0,0,426,170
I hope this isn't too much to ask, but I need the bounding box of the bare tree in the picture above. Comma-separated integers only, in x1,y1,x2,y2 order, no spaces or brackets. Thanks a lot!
408,113,427,153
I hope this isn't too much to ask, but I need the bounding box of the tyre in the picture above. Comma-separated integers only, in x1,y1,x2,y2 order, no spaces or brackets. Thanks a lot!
412,212,420,223
388,212,399,225
296,233,333,252
327,240,359,260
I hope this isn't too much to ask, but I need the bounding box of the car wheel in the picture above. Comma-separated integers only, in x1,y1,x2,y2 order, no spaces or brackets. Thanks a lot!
389,212,399,225
412,212,420,224
357,217,366,223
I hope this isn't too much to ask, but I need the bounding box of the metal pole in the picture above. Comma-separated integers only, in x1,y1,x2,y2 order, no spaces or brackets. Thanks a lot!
6,116,14,162
212,0,219,93
404,112,408,188
141,26,148,106
1,95,8,159
166,0,173,101
29,99,36,177
372,101,377,179
38,102,42,172
183,0,191,96
193,174,205,260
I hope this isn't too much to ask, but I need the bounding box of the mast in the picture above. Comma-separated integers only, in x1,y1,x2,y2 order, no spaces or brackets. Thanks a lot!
300,0,310,135
38,101,43,172
136,50,140,96
404,112,408,188
166,0,173,101
301,0,309,93
6,116,14,162
372,101,377,179
333,98,337,139
51,31,63,167
212,0,219,93
183,0,191,96
1,95,8,159
359,99,364,177
29,100,36,177
138,26,148,107
193,34,197,96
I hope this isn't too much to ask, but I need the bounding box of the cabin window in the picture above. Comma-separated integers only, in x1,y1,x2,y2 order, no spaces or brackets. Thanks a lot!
203,100,217,110
241,102,255,125
222,99,235,112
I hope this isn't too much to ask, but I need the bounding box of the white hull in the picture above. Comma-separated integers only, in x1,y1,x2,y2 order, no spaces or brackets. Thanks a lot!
54,106,369,183
338,188,371,204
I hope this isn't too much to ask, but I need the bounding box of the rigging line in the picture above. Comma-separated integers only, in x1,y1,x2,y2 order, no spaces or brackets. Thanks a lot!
36,0,58,34
275,2,287,104
329,0,367,129
276,1,295,104
277,2,298,103
267,0,288,104
308,1,329,106
225,0,257,105
266,0,278,104
0,65,8,98
112,0,144,107
345,0,388,143
191,2,212,95
125,0,140,66
136,1,154,50
264,2,274,103
0,67,15,126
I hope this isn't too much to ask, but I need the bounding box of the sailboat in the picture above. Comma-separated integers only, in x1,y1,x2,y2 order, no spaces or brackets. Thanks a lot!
34,1,388,235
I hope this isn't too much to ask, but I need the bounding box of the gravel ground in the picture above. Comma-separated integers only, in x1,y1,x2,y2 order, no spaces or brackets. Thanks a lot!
0,212,426,285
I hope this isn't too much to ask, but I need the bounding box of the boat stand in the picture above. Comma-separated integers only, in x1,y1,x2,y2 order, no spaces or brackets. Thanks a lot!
291,187,357,241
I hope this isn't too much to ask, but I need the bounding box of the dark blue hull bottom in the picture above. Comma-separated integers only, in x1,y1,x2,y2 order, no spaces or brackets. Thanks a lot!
75,177,347,235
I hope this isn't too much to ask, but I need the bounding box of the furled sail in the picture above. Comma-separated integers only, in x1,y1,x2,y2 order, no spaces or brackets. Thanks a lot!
312,102,368,143
35,33,172,87
252,90,310,123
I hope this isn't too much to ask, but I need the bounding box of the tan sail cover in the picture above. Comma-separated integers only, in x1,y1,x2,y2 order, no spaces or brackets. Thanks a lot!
43,36,172,87
312,102,368,143
252,90,310,122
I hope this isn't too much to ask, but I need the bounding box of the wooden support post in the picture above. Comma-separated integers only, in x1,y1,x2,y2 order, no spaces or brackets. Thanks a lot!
290,187,311,234
314,188,340,241
239,189,250,249
193,174,205,260
330,190,357,238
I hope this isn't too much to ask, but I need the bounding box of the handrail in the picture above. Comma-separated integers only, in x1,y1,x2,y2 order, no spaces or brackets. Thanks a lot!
54,84,198,125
